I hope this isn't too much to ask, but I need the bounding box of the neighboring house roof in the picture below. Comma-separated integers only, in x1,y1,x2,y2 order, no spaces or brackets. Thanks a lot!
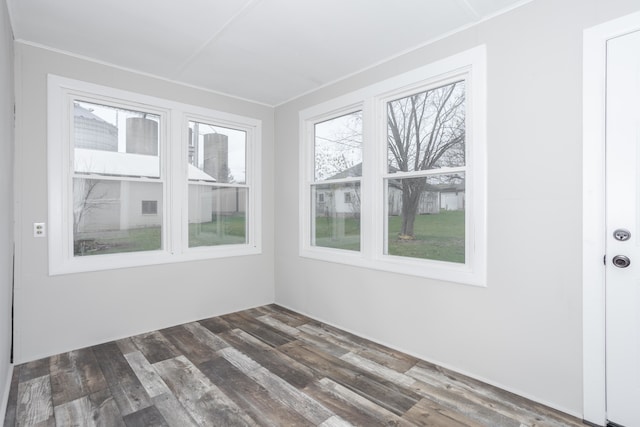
327,162,464,192
74,148,216,181
326,163,362,180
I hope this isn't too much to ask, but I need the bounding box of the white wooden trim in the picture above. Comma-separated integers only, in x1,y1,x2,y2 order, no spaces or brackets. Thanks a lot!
583,11,640,426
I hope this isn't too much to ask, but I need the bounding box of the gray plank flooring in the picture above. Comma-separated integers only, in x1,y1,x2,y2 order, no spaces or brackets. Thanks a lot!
3,304,584,426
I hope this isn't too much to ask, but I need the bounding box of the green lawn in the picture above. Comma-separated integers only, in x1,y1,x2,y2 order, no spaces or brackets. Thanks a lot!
314,210,465,263
314,215,361,251
74,215,247,256
74,227,162,256
189,215,246,247
75,211,464,262
387,210,465,263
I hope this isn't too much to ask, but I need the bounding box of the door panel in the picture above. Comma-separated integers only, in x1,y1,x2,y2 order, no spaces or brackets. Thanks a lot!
606,29,640,427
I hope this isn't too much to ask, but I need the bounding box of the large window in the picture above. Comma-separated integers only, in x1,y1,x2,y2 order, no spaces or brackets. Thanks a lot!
48,76,261,274
300,46,486,286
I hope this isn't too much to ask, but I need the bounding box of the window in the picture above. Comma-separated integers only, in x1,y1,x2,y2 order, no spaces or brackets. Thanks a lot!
187,120,248,248
300,46,486,286
71,101,163,257
384,80,466,263
141,201,158,215
311,111,362,252
48,75,261,274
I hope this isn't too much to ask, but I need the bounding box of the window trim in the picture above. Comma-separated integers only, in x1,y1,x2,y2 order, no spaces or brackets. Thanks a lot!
299,46,486,286
48,75,262,275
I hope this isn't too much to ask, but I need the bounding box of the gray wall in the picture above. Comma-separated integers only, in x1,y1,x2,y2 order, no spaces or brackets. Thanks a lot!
0,1,13,416
13,43,275,362
0,0,13,416
274,0,640,416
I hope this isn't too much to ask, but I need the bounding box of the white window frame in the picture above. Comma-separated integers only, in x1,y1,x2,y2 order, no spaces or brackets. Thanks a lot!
48,75,262,275
299,46,486,286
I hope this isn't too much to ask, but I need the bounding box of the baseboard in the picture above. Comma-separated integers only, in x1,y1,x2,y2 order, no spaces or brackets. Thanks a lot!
0,363,13,424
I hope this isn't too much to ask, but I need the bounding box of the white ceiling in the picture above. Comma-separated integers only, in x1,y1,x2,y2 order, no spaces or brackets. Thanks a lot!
6,0,530,106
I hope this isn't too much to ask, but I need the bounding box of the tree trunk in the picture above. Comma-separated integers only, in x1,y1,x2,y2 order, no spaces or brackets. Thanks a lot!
400,179,425,237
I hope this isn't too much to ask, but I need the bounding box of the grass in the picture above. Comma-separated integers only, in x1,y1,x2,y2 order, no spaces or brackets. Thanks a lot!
189,215,246,247
75,227,162,256
74,215,247,256
314,215,361,251
75,211,464,262
387,210,465,263
314,210,465,263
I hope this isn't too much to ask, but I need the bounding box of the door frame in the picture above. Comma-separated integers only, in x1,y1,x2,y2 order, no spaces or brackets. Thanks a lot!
583,11,640,426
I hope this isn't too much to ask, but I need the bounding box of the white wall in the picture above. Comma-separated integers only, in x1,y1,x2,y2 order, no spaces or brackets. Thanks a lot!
13,43,275,362
0,0,13,416
274,0,640,417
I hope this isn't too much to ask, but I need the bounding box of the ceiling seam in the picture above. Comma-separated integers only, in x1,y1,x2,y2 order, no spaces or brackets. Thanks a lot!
455,0,481,20
14,40,276,107
274,0,536,107
172,0,263,80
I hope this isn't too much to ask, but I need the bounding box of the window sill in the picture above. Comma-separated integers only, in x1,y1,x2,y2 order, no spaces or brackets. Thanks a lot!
49,244,262,276
299,247,485,287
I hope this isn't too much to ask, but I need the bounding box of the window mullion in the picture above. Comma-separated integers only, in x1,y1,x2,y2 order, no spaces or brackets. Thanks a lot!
360,98,376,260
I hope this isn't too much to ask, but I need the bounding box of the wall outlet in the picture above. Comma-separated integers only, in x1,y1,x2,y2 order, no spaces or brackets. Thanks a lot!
33,222,46,237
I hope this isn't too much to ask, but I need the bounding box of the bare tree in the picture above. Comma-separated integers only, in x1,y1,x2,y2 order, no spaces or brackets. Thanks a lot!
387,81,465,238
72,179,114,256
73,179,101,235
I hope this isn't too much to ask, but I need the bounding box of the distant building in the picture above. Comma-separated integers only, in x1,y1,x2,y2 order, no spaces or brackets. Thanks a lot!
73,104,118,152
315,163,465,217
73,106,241,240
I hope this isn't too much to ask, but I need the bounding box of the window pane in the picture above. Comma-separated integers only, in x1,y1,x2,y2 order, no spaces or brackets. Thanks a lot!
74,101,160,178
188,121,246,184
141,200,158,215
314,111,362,181
386,174,465,263
387,81,465,173
312,182,360,251
189,185,247,247
73,178,162,256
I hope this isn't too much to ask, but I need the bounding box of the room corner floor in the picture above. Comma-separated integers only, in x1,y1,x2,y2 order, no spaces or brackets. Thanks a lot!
3,304,582,426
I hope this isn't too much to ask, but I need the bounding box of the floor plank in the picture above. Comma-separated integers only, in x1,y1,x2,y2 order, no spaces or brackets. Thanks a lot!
123,351,171,398
91,342,152,416
304,377,411,427
129,332,180,365
122,406,168,427
159,325,221,365
4,305,585,427
219,347,336,425
16,375,55,427
199,356,314,426
280,341,421,416
220,328,317,388
153,355,256,426
150,392,198,427
49,348,108,407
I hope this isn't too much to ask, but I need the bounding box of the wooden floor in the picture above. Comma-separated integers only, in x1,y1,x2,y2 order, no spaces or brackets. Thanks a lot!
3,304,584,426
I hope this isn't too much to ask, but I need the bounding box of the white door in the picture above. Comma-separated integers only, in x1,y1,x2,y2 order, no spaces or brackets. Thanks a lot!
606,29,640,427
